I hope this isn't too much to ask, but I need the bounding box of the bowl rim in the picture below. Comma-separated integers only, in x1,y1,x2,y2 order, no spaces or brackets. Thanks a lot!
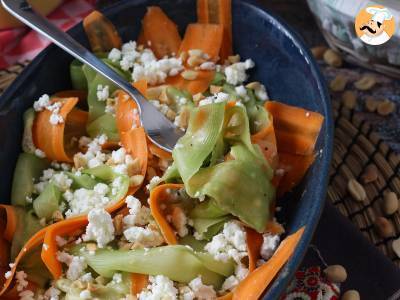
0,0,333,298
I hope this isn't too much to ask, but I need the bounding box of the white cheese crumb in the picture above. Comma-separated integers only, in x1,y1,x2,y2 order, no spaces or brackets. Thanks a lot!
123,225,164,247
79,289,91,299
96,85,110,101
108,48,122,62
34,148,46,158
123,196,151,226
82,208,115,248
146,176,161,191
224,59,254,85
205,221,248,263
33,94,51,112
4,271,12,279
15,271,29,292
64,183,111,217
260,234,280,260
138,275,178,299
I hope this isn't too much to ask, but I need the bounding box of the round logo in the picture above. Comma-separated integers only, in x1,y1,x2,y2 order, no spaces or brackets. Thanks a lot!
355,5,395,46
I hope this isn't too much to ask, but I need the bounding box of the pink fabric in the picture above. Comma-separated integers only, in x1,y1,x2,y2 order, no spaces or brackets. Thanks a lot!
0,0,96,69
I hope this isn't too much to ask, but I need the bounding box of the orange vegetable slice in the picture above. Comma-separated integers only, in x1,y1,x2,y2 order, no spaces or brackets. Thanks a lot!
83,10,122,53
149,183,184,245
32,97,85,163
232,227,305,300
265,101,324,156
179,23,224,59
142,6,182,58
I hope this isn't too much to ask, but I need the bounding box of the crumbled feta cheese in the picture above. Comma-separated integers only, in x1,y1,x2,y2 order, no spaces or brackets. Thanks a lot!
204,221,248,263
199,92,229,106
49,113,64,125
33,94,51,112
112,272,123,284
15,271,29,292
123,225,164,247
123,196,151,226
117,41,184,84
260,234,280,260
4,271,12,279
79,289,91,299
80,272,93,283
221,275,239,292
224,59,254,85
171,207,188,237
52,172,73,191
34,148,46,158
82,208,115,248
146,176,161,191
66,256,87,281
44,286,61,300
64,183,112,217
138,275,178,300
108,48,122,62
188,276,216,300
97,85,110,101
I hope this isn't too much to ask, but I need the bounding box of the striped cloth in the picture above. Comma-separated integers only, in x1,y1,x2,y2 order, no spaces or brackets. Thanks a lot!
0,0,95,69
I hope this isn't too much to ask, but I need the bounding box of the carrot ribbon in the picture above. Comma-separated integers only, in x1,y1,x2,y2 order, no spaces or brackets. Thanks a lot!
232,227,305,300
33,97,86,163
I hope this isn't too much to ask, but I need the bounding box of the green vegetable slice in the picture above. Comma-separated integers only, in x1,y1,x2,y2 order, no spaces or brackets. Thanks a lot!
172,103,225,186
33,182,61,220
188,144,275,232
11,153,49,207
10,208,44,260
74,245,234,288
70,59,87,91
21,108,36,154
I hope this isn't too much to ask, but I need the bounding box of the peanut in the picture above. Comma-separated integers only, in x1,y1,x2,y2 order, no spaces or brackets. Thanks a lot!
365,96,379,112
323,265,347,283
86,243,97,252
361,164,378,184
210,85,223,94
181,70,198,81
113,214,124,236
227,54,240,64
323,49,342,67
354,75,376,90
377,99,396,116
311,46,328,59
330,74,348,92
130,174,144,187
347,179,366,202
342,90,357,109
341,290,360,300
392,238,400,258
382,191,399,215
375,216,395,238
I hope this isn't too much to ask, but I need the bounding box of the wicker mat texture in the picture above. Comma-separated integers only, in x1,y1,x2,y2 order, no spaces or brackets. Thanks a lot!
0,62,399,267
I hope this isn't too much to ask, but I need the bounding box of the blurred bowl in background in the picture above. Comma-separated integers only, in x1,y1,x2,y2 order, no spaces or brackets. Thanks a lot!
0,0,63,30
307,0,400,78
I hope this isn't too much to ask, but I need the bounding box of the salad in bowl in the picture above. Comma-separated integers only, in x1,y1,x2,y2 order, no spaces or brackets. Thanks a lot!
0,1,324,299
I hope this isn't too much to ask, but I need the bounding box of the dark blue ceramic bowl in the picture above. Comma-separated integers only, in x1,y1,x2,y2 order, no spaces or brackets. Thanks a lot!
0,0,333,298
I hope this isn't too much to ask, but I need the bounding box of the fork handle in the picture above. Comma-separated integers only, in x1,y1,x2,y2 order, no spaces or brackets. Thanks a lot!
1,0,144,110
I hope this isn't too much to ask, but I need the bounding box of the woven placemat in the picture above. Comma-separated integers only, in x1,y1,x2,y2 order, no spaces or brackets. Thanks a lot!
0,62,399,266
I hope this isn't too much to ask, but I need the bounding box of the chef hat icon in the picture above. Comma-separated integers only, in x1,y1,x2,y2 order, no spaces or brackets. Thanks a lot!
366,7,393,24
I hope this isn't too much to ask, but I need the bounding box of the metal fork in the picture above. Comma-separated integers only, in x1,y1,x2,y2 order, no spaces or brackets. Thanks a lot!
1,0,184,153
